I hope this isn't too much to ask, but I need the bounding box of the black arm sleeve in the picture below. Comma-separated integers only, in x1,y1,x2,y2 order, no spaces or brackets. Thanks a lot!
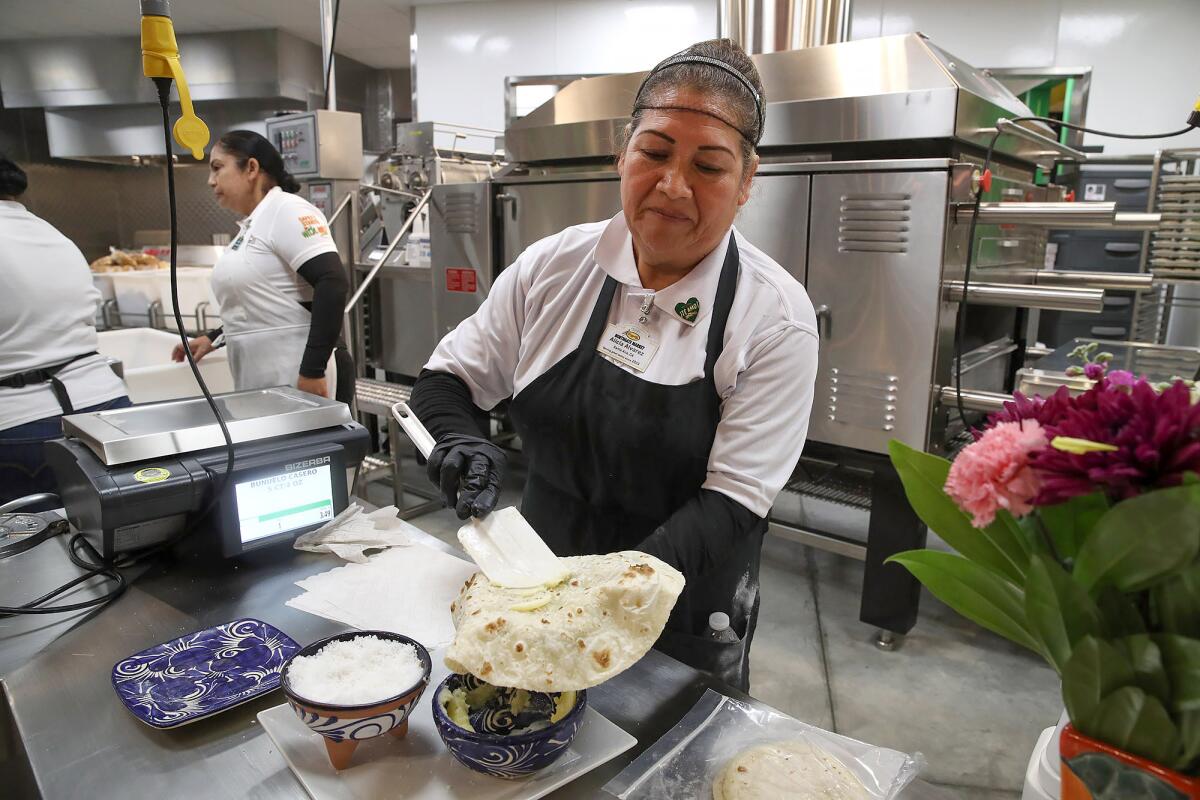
411,369,490,440
635,489,763,577
296,251,349,378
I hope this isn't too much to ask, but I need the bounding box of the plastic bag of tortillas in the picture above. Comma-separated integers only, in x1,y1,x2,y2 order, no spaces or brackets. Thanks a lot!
602,689,922,799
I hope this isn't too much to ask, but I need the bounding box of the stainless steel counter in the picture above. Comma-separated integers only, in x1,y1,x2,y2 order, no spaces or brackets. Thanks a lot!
0,514,959,799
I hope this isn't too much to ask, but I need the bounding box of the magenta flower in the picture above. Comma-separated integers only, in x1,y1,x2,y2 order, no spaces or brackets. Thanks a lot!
1105,369,1138,388
1030,380,1200,504
945,420,1048,527
1084,363,1105,380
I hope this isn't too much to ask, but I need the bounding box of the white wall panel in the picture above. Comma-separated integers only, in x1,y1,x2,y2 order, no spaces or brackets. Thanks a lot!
1055,0,1200,154
850,0,1200,156
415,0,717,131
876,0,1061,68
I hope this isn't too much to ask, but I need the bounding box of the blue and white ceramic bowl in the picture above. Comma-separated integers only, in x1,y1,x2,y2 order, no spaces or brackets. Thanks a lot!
431,673,588,779
280,631,432,770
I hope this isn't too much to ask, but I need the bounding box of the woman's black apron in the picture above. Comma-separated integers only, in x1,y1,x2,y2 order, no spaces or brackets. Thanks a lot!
508,237,765,691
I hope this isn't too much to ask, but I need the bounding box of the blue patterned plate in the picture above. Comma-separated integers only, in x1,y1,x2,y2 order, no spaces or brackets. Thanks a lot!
112,618,300,729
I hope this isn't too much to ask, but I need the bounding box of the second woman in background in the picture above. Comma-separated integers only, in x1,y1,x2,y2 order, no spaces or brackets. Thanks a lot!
172,130,352,403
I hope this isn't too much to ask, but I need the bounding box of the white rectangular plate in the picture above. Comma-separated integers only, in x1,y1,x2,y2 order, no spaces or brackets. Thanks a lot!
258,654,636,800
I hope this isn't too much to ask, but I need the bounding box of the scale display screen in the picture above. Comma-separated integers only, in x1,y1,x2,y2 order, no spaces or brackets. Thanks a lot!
234,464,335,543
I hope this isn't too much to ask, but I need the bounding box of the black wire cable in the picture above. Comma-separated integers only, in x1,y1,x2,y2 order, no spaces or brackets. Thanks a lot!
155,78,235,516
322,0,341,110
953,115,1197,426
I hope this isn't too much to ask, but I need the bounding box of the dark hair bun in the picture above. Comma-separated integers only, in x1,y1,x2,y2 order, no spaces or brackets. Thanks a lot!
279,170,301,194
0,155,29,198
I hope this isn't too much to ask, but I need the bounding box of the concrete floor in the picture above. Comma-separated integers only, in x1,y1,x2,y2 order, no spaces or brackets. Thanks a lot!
367,463,1061,798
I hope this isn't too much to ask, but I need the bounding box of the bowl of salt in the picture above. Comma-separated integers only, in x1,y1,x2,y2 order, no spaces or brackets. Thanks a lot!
281,630,432,770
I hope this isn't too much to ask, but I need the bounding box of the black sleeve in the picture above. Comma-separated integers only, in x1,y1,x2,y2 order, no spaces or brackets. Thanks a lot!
635,489,763,578
411,369,490,440
295,251,349,379
205,326,223,341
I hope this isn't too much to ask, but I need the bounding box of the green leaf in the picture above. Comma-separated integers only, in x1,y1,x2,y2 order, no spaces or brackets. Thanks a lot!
1151,634,1200,713
1088,687,1180,767
1152,563,1200,637
888,440,1027,585
1176,709,1200,771
1025,554,1106,672
1117,635,1171,707
886,550,1041,656
982,510,1034,582
1072,485,1200,593
1096,588,1147,636
1036,493,1109,561
1062,636,1136,728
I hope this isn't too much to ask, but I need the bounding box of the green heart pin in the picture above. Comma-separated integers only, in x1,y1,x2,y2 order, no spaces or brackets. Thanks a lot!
675,297,700,323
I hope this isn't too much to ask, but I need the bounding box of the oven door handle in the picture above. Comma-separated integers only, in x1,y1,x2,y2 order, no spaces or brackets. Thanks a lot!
814,304,831,338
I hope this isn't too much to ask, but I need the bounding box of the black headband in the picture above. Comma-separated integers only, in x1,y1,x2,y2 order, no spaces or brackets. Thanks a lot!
632,54,764,145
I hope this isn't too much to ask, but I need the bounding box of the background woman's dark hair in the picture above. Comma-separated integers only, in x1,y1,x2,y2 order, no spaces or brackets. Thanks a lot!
619,38,765,175
216,130,301,193
0,155,29,199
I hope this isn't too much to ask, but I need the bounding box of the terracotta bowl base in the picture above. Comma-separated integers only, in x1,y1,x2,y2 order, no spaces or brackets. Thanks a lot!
322,720,410,770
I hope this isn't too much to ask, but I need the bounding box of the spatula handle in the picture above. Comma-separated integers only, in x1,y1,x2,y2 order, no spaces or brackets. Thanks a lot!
390,401,437,459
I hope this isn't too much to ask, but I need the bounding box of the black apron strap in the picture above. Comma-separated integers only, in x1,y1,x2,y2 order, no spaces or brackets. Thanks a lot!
0,351,97,414
48,376,75,414
580,275,620,351
704,235,740,379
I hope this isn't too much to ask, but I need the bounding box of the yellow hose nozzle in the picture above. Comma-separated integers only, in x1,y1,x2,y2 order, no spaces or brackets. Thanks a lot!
141,14,209,160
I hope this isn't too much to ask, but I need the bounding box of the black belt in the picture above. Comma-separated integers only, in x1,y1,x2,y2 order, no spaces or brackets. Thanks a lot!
0,351,99,414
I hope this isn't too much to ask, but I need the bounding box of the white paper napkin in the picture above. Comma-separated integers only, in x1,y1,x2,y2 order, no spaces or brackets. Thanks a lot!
286,544,479,649
293,503,418,563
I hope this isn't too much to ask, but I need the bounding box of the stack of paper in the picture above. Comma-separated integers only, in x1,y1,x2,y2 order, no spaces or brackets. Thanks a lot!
286,544,479,649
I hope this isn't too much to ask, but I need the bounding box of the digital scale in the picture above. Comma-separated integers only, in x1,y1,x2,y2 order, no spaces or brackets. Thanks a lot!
45,387,370,560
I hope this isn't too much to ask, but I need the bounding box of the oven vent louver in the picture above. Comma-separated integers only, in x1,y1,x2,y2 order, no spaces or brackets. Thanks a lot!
443,192,480,234
838,193,911,253
826,368,899,431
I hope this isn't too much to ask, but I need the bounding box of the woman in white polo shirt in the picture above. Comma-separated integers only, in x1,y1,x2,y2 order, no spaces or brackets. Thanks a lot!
410,40,818,690
0,156,131,507
172,131,350,402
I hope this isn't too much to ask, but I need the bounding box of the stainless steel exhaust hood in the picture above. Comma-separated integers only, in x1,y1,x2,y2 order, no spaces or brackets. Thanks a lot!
0,29,368,160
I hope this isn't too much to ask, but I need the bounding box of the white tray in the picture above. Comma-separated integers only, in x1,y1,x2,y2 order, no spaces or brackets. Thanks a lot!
258,653,637,800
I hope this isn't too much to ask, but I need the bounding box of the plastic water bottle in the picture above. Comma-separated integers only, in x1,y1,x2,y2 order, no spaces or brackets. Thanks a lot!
706,612,740,644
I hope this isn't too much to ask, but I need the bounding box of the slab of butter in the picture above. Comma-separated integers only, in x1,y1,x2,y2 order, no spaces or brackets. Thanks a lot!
458,507,568,589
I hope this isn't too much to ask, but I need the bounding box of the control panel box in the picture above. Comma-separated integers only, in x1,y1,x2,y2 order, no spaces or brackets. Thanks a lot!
265,110,362,180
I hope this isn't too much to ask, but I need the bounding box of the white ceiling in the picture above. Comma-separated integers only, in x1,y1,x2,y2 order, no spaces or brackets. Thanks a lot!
0,0,463,68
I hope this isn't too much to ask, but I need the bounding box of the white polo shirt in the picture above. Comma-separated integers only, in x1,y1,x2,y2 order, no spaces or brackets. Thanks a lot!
426,212,819,517
210,186,340,333
0,201,128,431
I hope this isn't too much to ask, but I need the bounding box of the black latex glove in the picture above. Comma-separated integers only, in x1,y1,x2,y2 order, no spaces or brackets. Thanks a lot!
426,433,506,520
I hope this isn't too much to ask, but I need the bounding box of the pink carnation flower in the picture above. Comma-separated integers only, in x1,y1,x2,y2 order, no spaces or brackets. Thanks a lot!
945,420,1049,527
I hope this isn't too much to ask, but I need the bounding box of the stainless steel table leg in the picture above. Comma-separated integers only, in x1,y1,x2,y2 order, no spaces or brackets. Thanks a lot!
874,630,903,651
388,415,406,511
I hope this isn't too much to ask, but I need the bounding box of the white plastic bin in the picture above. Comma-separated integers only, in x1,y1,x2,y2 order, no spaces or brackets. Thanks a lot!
109,270,168,327
152,266,222,331
92,274,116,328
97,328,235,404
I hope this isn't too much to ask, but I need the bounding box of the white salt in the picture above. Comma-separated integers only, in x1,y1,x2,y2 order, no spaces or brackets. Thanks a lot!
288,635,425,706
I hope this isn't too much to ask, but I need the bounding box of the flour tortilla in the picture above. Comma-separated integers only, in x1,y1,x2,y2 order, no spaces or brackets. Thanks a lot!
444,551,685,691
713,740,871,800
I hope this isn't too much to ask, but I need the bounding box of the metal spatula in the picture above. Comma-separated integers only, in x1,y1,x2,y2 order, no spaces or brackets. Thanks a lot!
391,402,567,589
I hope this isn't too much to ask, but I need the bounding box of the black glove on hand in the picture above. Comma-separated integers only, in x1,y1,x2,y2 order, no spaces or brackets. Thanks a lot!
426,433,506,520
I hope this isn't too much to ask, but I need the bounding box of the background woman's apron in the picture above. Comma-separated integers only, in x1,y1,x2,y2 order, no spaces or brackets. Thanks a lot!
508,238,766,690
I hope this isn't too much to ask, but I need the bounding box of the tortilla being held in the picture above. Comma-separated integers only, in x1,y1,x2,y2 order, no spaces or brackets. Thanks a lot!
445,551,684,692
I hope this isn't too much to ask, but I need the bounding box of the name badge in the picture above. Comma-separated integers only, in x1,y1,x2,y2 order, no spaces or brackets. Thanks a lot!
597,323,659,373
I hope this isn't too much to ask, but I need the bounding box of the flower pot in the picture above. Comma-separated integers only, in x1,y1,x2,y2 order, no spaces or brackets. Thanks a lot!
1060,723,1200,799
